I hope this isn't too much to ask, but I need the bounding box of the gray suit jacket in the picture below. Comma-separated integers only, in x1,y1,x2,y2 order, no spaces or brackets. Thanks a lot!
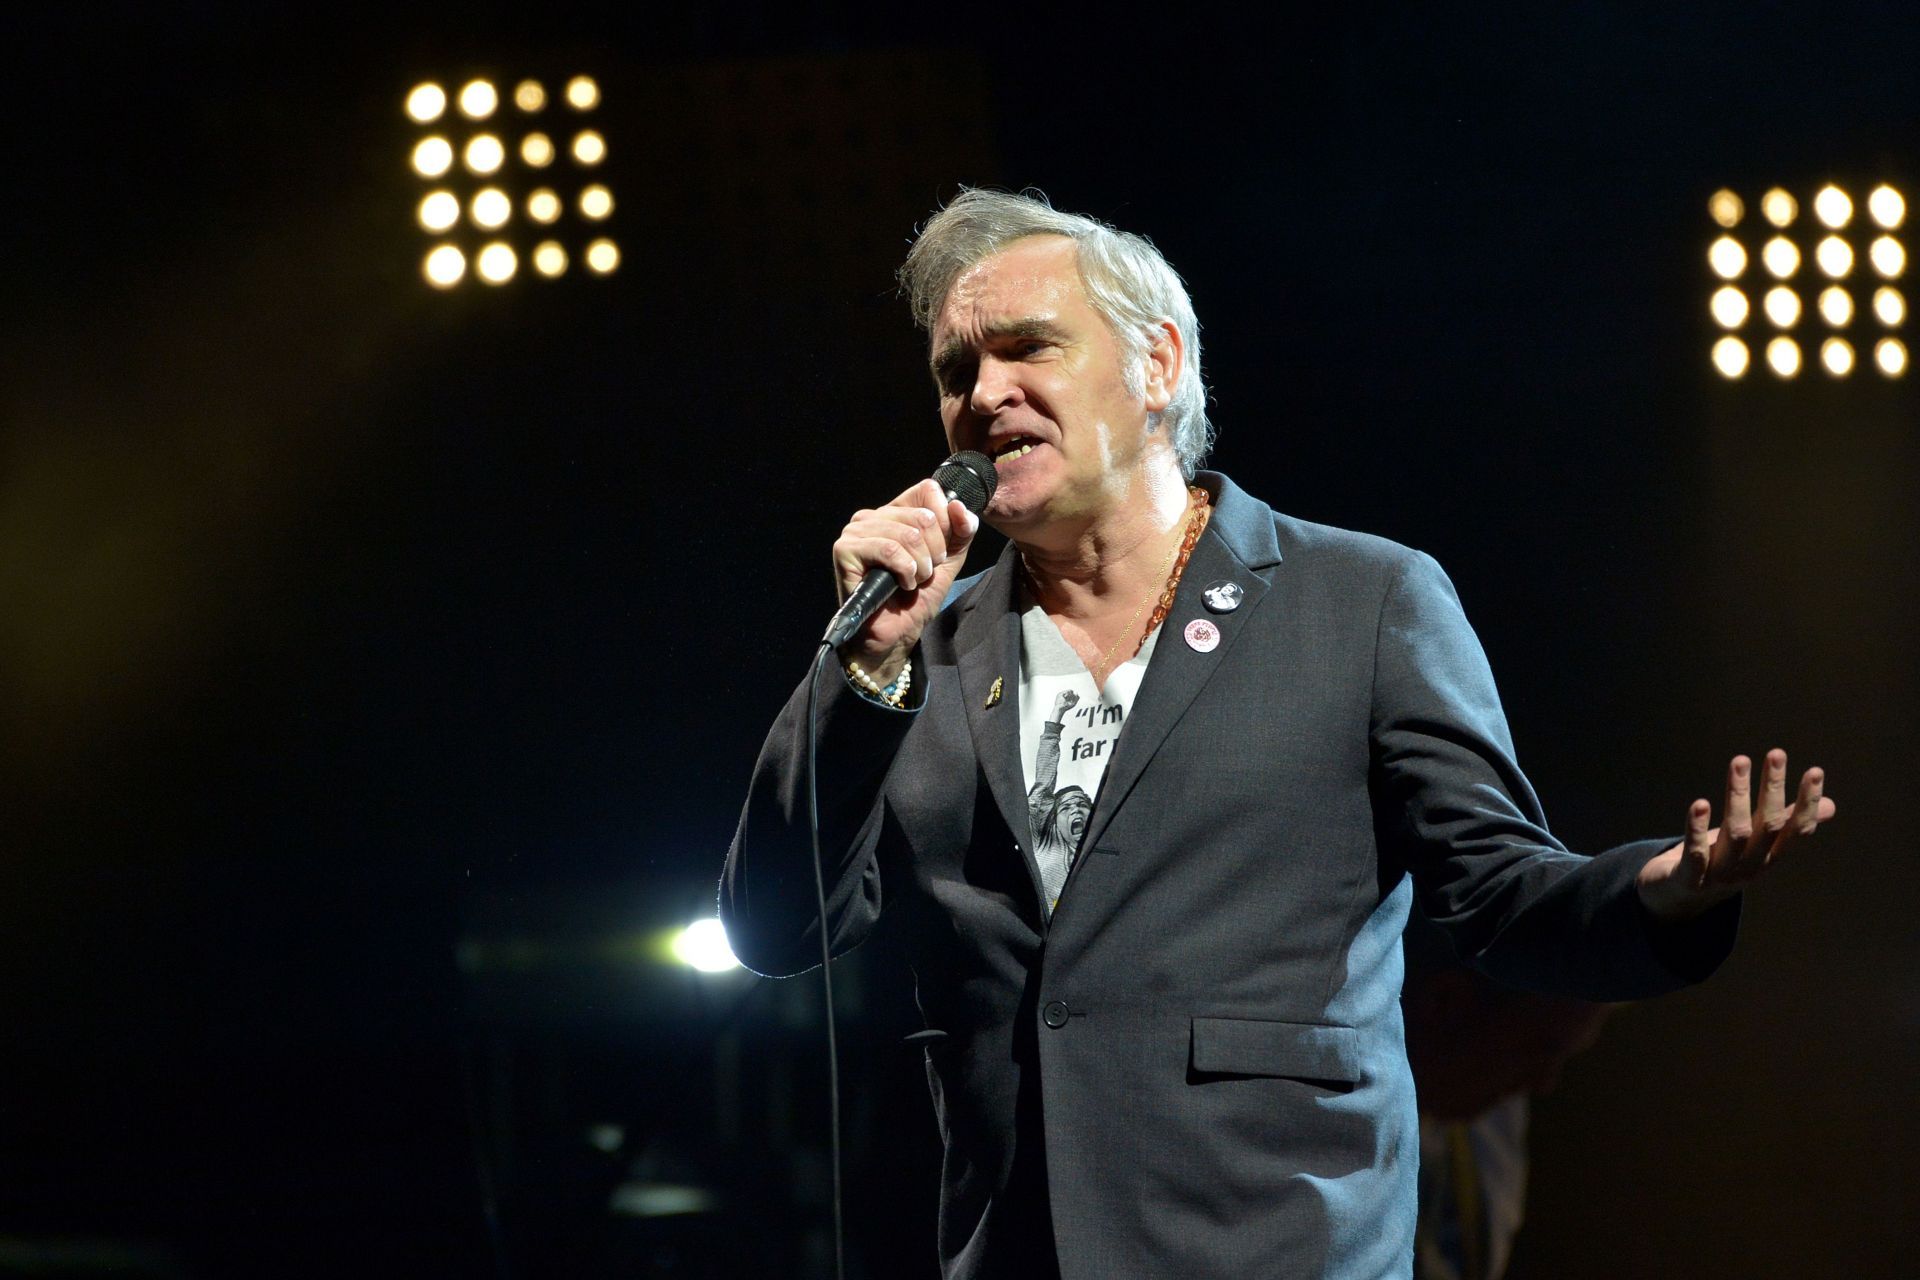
722,472,1736,1279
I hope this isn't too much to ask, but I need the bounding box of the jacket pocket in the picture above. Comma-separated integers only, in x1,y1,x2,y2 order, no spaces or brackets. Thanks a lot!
1189,1016,1362,1086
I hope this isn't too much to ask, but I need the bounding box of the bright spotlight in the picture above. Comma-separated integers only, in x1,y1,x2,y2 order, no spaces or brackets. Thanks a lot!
533,241,568,278
1766,336,1801,377
1708,189,1744,229
514,79,547,113
1876,337,1908,376
1867,185,1905,230
580,184,614,220
565,75,601,111
411,136,454,178
406,83,447,124
458,79,499,120
1761,188,1798,227
572,130,607,166
1710,286,1749,328
1820,337,1854,376
1817,286,1853,327
476,242,518,285
1711,336,1751,379
1813,185,1853,229
417,190,460,232
520,132,555,168
464,134,505,175
1762,286,1801,328
1708,236,1747,279
1869,236,1905,278
586,238,620,275
527,188,562,224
423,244,466,288
672,918,740,973
1762,237,1800,279
471,187,512,230
1874,286,1905,327
1815,236,1853,278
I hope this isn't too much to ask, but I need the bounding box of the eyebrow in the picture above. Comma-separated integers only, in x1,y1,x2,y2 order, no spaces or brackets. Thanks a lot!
930,317,1071,386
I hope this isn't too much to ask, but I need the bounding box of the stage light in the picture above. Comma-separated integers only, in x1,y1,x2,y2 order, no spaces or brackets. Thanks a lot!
671,918,740,973
1869,236,1905,278
1818,286,1853,327
514,79,547,113
1820,337,1855,376
1763,286,1801,328
520,132,555,168
565,75,600,111
464,133,505,175
1762,237,1800,279
1708,236,1747,279
572,130,607,166
423,244,466,288
411,136,454,178
1710,286,1749,328
458,79,498,120
527,188,561,224
417,190,460,232
533,241,568,278
1816,236,1853,278
1766,337,1801,377
1711,336,1751,379
1814,185,1853,229
1876,337,1908,376
1868,185,1905,230
406,83,447,124
580,184,614,220
1761,188,1797,227
476,242,518,285
471,187,511,230
1708,189,1744,229
586,238,620,275
1874,287,1905,326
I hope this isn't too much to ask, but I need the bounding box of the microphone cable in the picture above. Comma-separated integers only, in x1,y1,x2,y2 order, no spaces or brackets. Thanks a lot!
805,639,847,1280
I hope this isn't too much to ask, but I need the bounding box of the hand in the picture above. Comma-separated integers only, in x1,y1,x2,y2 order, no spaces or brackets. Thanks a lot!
1053,689,1080,717
1636,749,1836,922
831,478,980,683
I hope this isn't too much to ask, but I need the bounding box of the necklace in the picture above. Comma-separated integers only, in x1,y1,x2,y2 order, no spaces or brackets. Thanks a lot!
1029,485,1212,685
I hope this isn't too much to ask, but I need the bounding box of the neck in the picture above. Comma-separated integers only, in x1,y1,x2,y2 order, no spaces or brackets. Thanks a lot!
1017,464,1196,617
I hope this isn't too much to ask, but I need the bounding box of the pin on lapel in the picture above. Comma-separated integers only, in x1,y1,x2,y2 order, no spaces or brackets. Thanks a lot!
986,676,1003,709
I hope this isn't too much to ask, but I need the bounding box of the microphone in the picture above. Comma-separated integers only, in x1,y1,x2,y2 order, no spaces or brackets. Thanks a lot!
821,451,998,649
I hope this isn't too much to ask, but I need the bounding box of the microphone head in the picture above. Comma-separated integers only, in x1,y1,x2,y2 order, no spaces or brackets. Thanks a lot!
934,450,998,515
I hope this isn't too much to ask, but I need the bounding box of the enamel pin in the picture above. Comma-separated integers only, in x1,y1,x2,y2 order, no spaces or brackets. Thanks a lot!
986,676,1004,708
1201,580,1244,613
1183,618,1221,653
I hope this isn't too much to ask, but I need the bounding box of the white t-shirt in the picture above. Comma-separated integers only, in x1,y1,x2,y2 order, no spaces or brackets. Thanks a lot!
1018,602,1162,915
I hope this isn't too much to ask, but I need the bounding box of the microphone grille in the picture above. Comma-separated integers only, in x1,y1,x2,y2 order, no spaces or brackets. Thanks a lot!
934,450,998,515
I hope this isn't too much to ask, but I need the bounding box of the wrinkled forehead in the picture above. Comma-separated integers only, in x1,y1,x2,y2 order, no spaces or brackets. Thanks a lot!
930,235,1086,342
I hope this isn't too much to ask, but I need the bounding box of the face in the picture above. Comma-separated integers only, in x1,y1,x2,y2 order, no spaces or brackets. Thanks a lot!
929,236,1178,535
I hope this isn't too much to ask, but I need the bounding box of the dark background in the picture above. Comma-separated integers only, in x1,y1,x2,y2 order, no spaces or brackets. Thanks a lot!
2,3,1914,1276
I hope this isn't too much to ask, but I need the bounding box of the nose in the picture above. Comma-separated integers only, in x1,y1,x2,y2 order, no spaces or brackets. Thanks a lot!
968,355,1025,418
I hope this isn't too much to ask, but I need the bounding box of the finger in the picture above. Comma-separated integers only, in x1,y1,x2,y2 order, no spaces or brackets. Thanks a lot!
835,535,929,594
947,497,980,556
1712,755,1752,879
1683,799,1713,890
1769,767,1827,864
861,508,940,584
1749,749,1790,868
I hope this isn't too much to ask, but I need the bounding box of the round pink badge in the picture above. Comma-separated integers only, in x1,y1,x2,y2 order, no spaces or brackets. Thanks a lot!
1183,618,1221,653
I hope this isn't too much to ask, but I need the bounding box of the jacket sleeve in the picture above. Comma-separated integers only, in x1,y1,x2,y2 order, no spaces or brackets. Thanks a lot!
1369,550,1739,1000
718,653,920,978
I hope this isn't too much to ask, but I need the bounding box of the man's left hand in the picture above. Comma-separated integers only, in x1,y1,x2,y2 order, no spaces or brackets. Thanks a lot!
1636,749,1835,923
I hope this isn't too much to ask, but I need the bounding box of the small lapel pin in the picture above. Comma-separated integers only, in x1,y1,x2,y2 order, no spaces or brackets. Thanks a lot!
986,676,1003,708
1183,618,1221,654
1202,580,1244,613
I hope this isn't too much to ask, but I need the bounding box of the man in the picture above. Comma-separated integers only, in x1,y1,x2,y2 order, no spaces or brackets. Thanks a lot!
720,189,1834,1278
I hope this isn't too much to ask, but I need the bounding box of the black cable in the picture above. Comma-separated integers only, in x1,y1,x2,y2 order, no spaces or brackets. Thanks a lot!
805,639,846,1280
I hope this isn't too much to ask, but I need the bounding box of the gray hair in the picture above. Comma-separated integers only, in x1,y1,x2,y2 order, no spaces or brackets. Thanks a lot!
898,188,1213,479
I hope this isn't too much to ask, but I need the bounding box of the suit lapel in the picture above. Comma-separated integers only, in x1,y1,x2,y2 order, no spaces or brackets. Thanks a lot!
1075,474,1285,861
953,540,1049,913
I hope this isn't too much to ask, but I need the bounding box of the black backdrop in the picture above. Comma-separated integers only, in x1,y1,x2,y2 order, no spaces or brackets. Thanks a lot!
2,4,1915,1276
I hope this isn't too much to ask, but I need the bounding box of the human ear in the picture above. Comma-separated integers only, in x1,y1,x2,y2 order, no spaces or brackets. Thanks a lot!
1142,320,1183,413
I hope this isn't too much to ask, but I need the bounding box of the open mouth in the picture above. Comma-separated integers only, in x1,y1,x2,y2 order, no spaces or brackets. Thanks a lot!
992,436,1041,463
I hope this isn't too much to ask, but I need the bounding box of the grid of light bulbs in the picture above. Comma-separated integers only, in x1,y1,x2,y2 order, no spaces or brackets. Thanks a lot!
1706,184,1905,379
406,75,618,288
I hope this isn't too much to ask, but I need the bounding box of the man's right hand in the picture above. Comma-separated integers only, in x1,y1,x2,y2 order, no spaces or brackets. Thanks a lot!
831,478,981,685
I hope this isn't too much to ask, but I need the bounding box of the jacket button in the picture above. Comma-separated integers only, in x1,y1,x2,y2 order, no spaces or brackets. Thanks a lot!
1042,1000,1070,1029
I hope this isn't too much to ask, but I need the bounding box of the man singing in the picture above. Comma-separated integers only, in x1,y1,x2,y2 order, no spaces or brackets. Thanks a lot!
720,188,1834,1278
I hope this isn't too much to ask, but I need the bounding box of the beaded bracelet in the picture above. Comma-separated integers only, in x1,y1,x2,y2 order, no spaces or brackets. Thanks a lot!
846,657,913,709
